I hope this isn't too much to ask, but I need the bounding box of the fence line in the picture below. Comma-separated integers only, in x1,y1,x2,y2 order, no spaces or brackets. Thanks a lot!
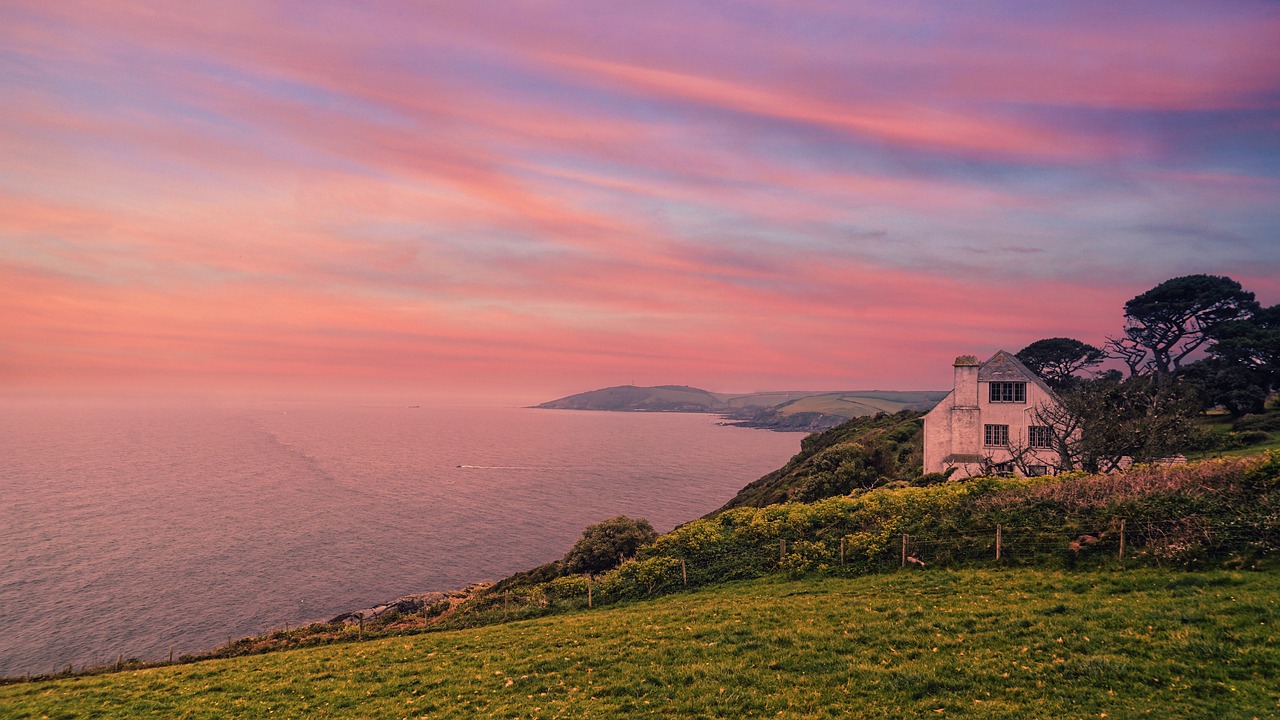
12,515,1275,684
598,516,1269,607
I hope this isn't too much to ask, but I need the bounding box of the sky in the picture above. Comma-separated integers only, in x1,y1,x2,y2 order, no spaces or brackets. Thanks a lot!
2,1,1279,404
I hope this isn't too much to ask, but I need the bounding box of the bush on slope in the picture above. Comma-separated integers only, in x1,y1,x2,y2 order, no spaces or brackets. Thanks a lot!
714,410,927,512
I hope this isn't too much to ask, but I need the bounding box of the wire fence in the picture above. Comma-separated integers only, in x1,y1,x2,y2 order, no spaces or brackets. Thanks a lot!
11,515,1275,683
459,515,1279,625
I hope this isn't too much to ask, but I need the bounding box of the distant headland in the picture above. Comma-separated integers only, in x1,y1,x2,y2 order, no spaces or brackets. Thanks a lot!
532,384,948,432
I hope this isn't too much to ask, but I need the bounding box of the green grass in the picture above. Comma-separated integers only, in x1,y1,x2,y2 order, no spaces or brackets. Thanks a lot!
5,568,1278,719
1188,404,1280,459
1218,435,1280,457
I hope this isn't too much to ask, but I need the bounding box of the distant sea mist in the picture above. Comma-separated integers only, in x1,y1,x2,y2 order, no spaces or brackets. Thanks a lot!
0,402,798,677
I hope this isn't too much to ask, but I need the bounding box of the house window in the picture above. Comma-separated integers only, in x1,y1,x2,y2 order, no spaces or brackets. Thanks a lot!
984,424,1009,446
1028,425,1054,448
1027,465,1049,477
989,382,1026,403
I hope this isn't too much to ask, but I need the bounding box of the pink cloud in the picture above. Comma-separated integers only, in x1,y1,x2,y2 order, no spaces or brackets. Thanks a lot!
2,2,1277,400
538,53,1110,161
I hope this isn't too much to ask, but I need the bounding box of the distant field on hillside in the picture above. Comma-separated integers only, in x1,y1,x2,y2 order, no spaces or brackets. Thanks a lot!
712,389,831,408
5,568,1276,719
763,391,929,416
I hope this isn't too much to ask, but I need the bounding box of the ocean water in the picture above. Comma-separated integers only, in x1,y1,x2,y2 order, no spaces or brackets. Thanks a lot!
0,401,799,677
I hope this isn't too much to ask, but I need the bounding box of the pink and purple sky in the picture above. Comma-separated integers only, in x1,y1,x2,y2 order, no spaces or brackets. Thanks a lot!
2,1,1279,404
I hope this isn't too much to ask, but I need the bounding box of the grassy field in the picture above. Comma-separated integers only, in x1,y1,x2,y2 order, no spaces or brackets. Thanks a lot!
4,568,1277,719
1190,407,1280,458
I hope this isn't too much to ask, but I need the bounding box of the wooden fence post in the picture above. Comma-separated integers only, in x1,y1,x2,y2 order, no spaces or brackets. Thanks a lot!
681,558,687,586
840,537,845,565
587,577,593,609
901,534,908,568
996,524,1002,561
504,590,510,621
116,654,122,672
358,616,364,641
1119,519,1126,561
168,647,174,664
780,539,786,560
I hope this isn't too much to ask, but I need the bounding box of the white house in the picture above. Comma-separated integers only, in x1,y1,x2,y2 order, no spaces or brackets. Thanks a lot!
922,350,1061,479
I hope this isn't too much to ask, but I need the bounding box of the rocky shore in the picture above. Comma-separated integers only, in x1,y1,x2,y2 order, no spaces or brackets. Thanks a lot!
719,409,847,432
328,584,491,625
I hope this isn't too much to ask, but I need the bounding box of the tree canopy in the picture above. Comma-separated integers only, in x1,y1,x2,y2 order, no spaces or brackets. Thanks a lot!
1208,304,1280,386
1182,303,1280,415
1031,374,1203,473
1011,274,1271,468
1015,337,1105,390
562,515,657,575
1107,274,1258,377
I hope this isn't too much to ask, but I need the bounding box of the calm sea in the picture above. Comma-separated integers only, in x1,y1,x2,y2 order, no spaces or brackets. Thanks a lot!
0,401,799,677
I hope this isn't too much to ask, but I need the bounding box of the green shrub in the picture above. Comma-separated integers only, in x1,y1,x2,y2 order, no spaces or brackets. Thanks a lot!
1236,430,1271,445
544,574,589,602
779,539,833,576
596,556,682,598
1233,412,1280,432
723,411,925,512
562,515,658,575
792,442,894,501
1206,430,1270,450
1243,450,1280,487
912,468,955,486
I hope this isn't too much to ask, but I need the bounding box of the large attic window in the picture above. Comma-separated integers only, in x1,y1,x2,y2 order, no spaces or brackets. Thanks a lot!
989,382,1026,403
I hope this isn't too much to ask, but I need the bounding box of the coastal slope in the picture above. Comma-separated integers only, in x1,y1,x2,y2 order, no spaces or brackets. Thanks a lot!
6,569,1277,718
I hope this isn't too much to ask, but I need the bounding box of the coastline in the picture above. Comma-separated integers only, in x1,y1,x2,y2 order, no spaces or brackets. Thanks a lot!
532,406,849,433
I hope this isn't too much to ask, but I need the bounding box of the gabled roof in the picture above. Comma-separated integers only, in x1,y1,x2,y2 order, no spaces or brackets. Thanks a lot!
977,350,1059,401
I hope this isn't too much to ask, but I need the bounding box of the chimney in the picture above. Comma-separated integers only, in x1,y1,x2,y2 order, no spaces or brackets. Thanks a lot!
953,355,980,408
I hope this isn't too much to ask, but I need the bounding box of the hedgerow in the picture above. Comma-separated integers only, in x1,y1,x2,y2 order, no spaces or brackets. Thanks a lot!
554,452,1280,607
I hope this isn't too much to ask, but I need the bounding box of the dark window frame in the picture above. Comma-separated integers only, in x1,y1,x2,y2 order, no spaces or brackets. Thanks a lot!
988,382,1027,403
1028,425,1054,448
984,423,1009,446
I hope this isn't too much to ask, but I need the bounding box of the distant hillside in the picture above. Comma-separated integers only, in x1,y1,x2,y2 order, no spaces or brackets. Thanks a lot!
534,385,947,432
533,385,725,413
